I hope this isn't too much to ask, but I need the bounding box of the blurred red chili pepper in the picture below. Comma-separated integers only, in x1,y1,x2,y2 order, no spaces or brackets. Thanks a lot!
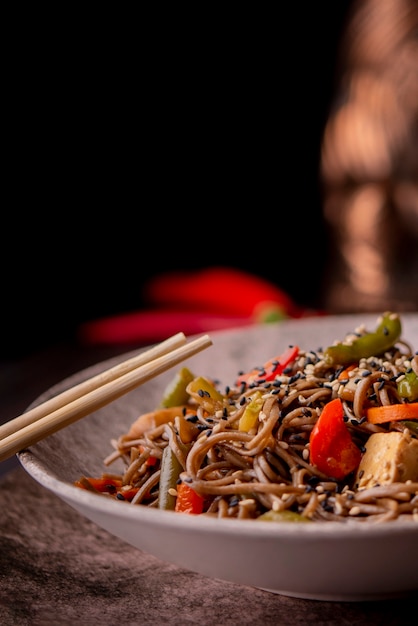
143,267,300,318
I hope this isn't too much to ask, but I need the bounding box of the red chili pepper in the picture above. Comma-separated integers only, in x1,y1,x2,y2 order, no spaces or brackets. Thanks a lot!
309,398,362,480
75,477,139,502
75,476,122,494
174,482,204,514
235,346,299,386
143,267,300,318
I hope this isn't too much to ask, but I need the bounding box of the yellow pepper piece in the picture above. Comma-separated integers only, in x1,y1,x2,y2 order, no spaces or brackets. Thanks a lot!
238,391,264,432
186,376,224,402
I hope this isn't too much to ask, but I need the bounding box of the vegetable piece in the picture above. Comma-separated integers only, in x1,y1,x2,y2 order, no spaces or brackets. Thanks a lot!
159,367,195,408
186,376,224,403
158,445,183,510
323,312,402,367
309,398,362,480
238,391,264,432
126,406,190,439
186,376,225,414
143,267,299,318
337,364,356,380
174,414,201,444
236,346,299,386
74,477,139,501
175,482,204,514
257,509,311,523
366,403,418,424
397,369,418,402
399,420,418,435
75,476,122,494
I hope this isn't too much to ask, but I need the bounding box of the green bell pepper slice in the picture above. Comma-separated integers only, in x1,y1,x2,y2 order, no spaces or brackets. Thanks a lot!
323,312,402,367
397,369,418,402
159,366,195,408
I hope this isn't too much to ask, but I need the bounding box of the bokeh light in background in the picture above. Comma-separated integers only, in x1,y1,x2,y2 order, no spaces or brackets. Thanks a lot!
321,0,418,313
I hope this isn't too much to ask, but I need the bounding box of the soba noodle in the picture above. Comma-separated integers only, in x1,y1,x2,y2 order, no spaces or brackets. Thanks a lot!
76,313,418,524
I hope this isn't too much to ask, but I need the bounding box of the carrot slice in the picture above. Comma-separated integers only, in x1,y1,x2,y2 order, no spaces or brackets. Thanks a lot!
366,403,418,424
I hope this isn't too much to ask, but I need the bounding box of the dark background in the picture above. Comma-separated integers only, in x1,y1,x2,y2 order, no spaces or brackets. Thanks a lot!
3,3,354,360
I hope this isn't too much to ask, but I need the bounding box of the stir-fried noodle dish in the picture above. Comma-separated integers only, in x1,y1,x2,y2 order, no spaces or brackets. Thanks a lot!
76,312,418,523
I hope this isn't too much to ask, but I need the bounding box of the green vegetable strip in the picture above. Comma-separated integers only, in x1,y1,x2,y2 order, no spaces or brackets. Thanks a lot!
158,445,183,510
323,312,402,366
398,370,418,401
159,366,195,408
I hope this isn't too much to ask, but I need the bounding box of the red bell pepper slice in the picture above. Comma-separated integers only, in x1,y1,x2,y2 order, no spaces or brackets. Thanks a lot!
75,476,139,501
309,398,362,480
174,482,204,514
75,476,122,494
235,345,299,386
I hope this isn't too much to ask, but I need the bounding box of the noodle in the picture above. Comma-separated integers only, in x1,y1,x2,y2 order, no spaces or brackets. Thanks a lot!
76,313,418,524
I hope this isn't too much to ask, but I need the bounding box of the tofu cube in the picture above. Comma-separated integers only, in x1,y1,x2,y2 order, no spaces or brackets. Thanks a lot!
356,430,418,489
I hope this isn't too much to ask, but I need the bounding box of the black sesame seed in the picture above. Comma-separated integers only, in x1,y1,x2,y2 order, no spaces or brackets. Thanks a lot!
307,475,320,486
321,501,334,512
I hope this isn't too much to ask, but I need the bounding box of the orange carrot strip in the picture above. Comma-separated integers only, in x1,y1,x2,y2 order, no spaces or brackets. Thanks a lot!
366,403,418,424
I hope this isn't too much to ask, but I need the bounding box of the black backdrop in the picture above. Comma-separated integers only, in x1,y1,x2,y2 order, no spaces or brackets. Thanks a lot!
3,3,354,358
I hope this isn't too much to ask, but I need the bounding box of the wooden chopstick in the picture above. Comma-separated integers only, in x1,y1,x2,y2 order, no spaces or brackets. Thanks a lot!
0,332,187,441
0,333,212,463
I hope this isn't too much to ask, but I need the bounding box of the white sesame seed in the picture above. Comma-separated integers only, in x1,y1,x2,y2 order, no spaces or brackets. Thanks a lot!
349,506,361,516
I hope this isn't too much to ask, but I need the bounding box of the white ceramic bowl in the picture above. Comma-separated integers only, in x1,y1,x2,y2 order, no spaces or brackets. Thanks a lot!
18,314,418,601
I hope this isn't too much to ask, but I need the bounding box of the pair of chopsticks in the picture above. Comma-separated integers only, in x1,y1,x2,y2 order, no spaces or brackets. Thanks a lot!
0,332,212,463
